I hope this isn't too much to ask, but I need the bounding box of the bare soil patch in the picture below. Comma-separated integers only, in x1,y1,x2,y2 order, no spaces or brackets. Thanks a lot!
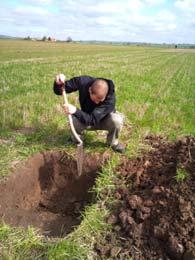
0,151,106,237
96,136,195,260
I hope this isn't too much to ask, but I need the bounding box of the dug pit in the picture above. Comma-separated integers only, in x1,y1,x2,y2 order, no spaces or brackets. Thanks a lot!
0,151,107,237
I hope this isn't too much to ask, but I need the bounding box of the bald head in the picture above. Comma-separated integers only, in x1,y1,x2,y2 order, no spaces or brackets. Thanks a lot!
89,79,109,104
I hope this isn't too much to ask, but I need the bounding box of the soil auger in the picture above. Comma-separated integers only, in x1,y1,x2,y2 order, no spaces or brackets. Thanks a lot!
61,83,83,177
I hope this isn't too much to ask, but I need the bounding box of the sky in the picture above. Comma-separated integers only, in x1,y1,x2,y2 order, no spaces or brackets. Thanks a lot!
0,0,195,44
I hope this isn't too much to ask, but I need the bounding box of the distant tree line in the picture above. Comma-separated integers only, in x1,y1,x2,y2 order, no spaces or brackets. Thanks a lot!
24,36,73,42
22,37,195,48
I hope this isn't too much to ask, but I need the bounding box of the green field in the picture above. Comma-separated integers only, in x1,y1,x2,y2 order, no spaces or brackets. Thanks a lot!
0,40,195,259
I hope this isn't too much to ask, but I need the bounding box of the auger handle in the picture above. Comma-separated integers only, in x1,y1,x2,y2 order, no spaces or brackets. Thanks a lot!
62,88,83,145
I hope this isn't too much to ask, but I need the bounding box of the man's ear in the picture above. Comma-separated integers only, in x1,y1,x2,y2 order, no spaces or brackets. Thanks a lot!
89,87,92,94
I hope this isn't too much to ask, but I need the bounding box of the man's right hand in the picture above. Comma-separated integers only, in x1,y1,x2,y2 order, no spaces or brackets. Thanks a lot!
63,104,77,115
55,73,66,85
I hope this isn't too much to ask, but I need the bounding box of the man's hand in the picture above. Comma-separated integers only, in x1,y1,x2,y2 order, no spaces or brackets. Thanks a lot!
63,104,77,115
55,73,66,85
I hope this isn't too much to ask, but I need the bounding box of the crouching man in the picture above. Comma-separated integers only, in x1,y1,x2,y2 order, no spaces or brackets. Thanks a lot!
54,74,125,153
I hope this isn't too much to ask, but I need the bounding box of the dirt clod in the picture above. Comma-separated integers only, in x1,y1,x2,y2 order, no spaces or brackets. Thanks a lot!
96,135,195,260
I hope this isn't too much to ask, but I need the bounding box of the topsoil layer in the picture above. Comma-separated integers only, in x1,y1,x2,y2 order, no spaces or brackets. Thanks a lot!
0,151,107,237
96,136,195,260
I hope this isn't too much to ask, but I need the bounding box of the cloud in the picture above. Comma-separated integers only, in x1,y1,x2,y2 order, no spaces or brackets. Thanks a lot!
15,6,49,15
174,0,195,35
22,0,53,5
156,10,176,22
175,0,195,11
0,0,194,43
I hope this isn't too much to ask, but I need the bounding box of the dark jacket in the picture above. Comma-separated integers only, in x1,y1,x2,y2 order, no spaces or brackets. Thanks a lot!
53,75,116,126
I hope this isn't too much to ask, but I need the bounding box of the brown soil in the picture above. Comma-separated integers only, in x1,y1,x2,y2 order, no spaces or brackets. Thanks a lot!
0,151,107,238
96,136,195,260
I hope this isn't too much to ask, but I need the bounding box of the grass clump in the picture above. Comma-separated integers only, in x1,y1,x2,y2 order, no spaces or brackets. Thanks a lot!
0,224,47,259
175,169,189,182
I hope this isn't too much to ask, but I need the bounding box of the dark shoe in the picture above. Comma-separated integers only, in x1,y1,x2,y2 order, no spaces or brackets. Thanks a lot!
111,143,125,153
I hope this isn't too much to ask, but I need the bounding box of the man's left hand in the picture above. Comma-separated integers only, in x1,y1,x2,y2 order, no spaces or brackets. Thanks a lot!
55,74,66,85
63,104,77,115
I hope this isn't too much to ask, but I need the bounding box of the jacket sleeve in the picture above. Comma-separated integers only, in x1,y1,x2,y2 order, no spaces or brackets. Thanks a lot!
74,93,116,126
65,77,81,93
53,76,94,95
53,77,79,95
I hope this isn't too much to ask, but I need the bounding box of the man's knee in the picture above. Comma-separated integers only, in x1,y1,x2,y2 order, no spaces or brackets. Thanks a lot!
110,112,124,129
72,115,86,133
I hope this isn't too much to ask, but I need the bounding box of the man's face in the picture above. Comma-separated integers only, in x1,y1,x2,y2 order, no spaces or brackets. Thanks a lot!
89,87,106,104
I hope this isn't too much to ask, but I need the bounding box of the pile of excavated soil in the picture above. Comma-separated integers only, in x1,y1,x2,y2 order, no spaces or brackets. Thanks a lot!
0,151,107,237
96,136,195,260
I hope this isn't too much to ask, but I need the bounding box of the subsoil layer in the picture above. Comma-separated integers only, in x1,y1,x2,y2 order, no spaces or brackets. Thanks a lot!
96,136,195,260
0,151,106,237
